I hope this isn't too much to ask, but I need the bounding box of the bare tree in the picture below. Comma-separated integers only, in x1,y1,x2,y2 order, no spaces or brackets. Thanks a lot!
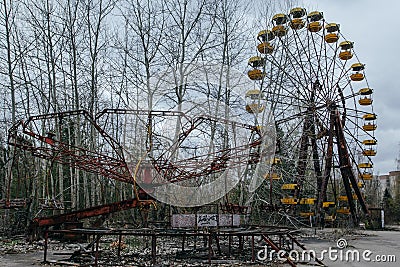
82,0,116,207
0,0,16,204
118,0,166,110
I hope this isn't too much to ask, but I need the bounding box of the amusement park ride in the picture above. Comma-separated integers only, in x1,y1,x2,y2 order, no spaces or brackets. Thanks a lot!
5,107,266,229
2,7,377,231
248,8,376,226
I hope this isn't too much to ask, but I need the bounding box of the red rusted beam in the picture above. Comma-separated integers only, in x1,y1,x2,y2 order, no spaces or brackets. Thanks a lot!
0,198,30,209
287,233,324,266
8,111,132,184
261,234,296,267
33,198,150,227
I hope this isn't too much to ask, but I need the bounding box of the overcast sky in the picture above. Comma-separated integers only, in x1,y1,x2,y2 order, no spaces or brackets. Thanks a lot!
297,0,400,175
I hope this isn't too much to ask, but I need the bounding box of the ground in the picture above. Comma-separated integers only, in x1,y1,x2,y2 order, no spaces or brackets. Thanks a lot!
298,229,399,267
0,229,399,266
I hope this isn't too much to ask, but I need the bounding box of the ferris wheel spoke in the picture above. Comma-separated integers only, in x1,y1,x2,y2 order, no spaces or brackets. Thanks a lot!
291,24,319,81
309,28,327,80
275,108,311,125
265,55,310,102
343,117,375,140
276,34,313,92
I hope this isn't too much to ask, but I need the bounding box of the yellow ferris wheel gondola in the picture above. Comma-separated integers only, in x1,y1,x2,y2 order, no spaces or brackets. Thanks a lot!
307,11,323,21
256,30,275,54
358,88,373,95
270,157,282,165
308,21,322,32
281,197,298,205
350,63,365,81
272,13,289,25
325,23,340,43
363,113,377,121
359,88,373,95
337,207,351,215
257,42,274,54
272,13,288,37
281,183,298,190
339,41,354,60
289,7,306,30
358,87,373,106
357,181,364,188
359,97,373,106
362,113,377,131
307,11,323,32
358,162,373,169
325,23,339,32
363,123,377,131
363,149,377,156
257,30,275,42
247,56,266,80
299,198,316,205
245,89,265,113
290,18,305,30
272,25,287,37
248,69,265,80
322,201,335,208
362,139,377,146
290,7,307,18
248,56,265,68
359,172,373,180
265,172,282,180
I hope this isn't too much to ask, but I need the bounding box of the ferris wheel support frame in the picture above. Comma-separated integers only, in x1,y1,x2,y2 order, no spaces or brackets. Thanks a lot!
294,113,312,199
294,81,323,200
315,110,335,220
311,123,323,198
282,80,370,226
333,109,370,226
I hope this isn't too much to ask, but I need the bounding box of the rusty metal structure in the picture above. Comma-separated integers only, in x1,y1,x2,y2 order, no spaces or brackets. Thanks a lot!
6,108,265,229
42,226,323,266
3,9,378,232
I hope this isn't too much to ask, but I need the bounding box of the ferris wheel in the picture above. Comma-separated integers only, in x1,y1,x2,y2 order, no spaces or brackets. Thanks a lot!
246,7,377,226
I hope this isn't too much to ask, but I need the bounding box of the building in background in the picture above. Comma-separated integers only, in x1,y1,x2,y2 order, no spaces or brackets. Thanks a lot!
378,171,400,201
378,174,390,201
